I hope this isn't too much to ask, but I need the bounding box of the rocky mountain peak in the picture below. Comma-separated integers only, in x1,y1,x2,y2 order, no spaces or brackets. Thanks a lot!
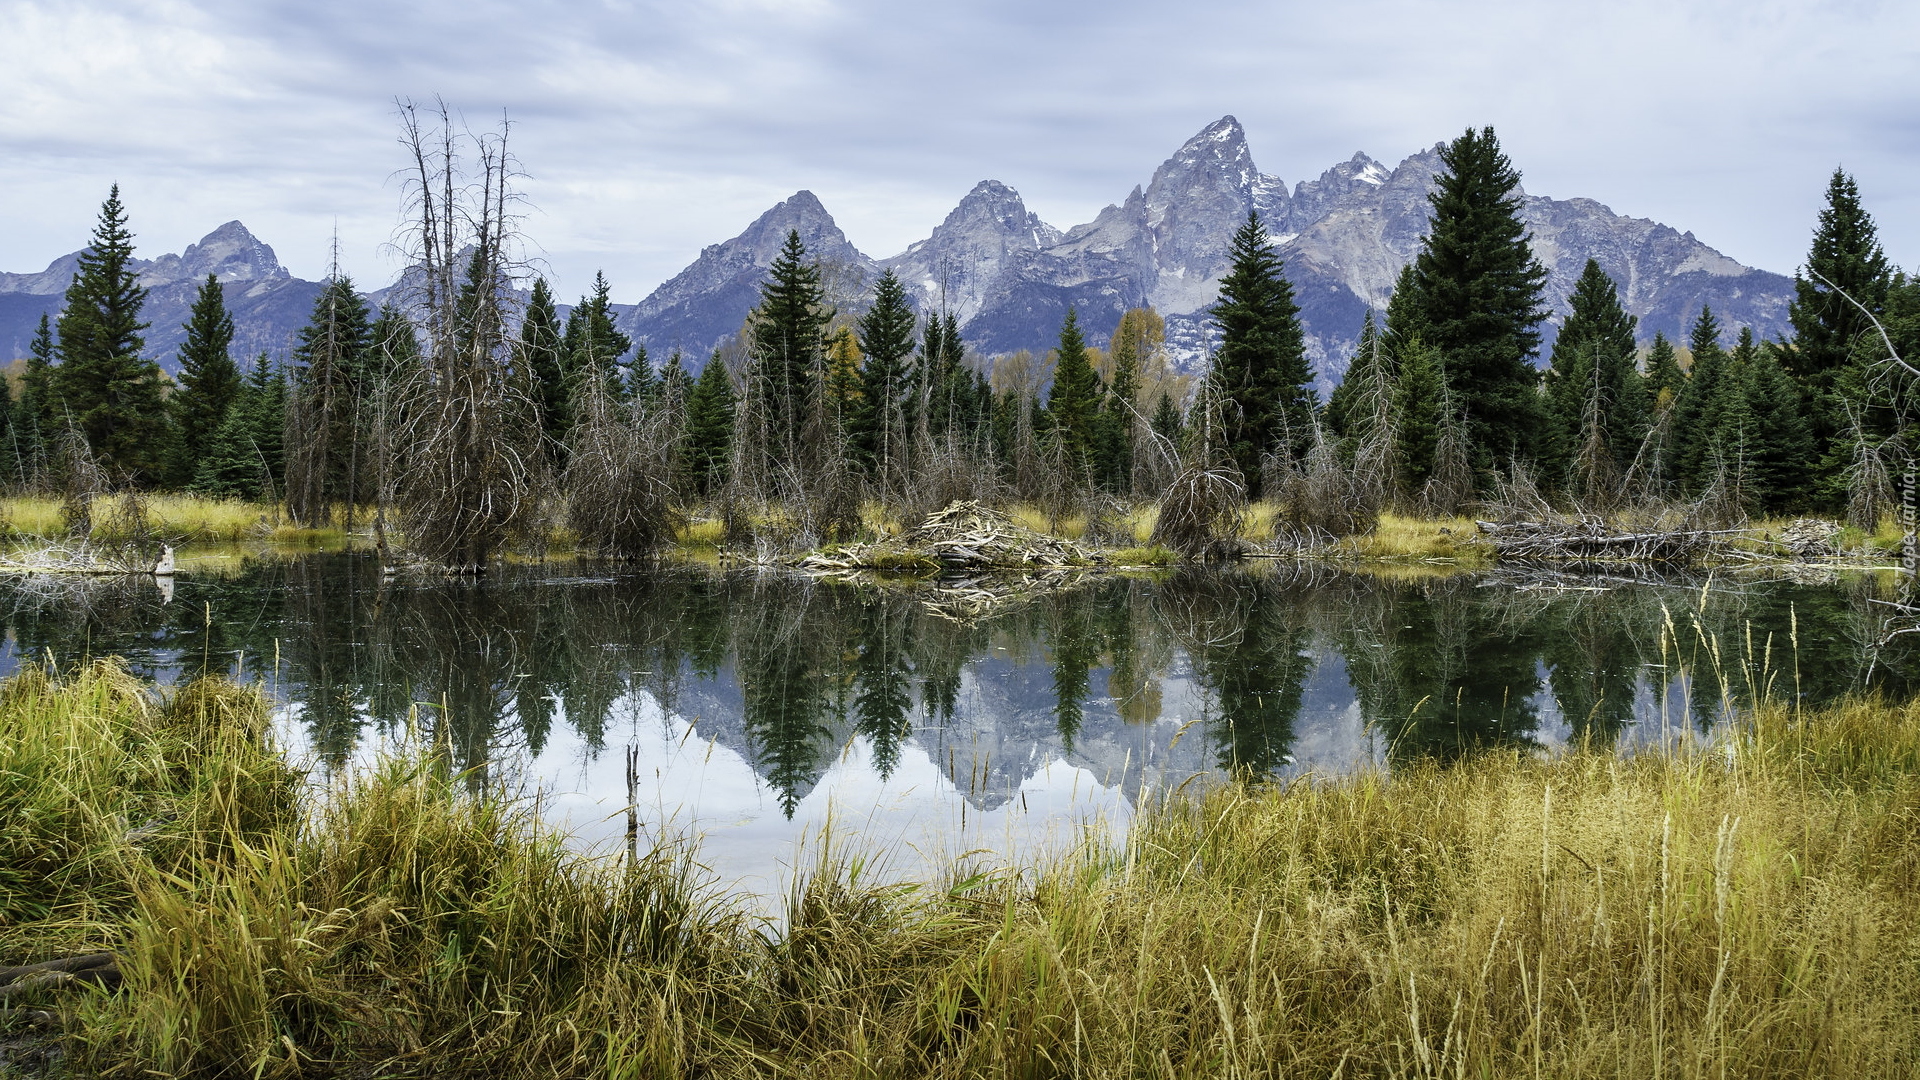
156,221,290,287
624,190,876,361
884,180,1062,321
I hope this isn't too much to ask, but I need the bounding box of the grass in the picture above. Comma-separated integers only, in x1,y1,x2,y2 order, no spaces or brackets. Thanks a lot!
0,495,348,547
1334,512,1494,564
8,661,1920,1076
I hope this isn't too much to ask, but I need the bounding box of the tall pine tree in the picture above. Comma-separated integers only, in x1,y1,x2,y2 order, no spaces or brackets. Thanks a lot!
54,185,168,482
682,354,736,493
854,268,917,473
520,277,568,445
1046,307,1100,475
1207,212,1312,493
1408,127,1549,476
748,230,832,469
168,274,241,488
1542,259,1644,490
14,314,56,485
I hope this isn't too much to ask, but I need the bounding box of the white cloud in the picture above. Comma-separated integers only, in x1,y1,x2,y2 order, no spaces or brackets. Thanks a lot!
1,0,1916,297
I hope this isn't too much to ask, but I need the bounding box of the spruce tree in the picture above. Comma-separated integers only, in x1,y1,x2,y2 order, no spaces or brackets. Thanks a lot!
169,274,241,488
1383,263,1426,358
1098,311,1142,491
14,314,56,484
682,354,736,493
520,277,568,444
1409,127,1550,474
285,276,373,522
1394,338,1444,489
54,185,168,482
1047,307,1100,475
1327,311,1393,458
1644,332,1683,414
194,354,284,499
854,268,917,472
1669,325,1739,495
1207,212,1312,492
748,230,831,466
567,271,632,402
824,326,864,432
1542,259,1643,488
1784,168,1891,385
1735,351,1814,512
1150,391,1184,450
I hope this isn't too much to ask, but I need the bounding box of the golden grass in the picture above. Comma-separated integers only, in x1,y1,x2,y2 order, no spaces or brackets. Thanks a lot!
8,658,1920,1076
1334,511,1494,564
0,494,354,546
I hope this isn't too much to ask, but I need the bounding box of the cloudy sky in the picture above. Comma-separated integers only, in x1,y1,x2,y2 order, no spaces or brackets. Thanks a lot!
3,0,1917,302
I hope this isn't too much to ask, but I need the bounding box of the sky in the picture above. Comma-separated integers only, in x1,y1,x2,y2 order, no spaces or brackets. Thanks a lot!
2,0,1918,303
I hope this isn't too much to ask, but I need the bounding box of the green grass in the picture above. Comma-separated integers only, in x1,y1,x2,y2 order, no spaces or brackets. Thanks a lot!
8,661,1920,1076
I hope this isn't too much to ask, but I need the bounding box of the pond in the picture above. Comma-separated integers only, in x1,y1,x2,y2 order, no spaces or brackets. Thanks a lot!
2,555,1913,894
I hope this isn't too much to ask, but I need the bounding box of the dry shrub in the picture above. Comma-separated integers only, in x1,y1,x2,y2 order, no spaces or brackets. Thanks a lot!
1152,455,1246,561
563,377,682,559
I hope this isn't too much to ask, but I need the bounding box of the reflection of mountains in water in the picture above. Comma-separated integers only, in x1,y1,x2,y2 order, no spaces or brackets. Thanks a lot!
0,557,1912,816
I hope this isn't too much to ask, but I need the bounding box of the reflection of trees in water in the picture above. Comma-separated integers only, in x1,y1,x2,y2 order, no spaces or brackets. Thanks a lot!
10,554,1920,800
1333,576,1547,762
1155,568,1312,780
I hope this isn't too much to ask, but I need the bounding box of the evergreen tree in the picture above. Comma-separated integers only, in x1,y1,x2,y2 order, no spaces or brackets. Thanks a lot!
1735,351,1814,512
1669,325,1739,494
194,353,284,498
566,271,632,402
748,230,831,464
1326,310,1392,456
1784,168,1891,386
54,185,168,481
1046,307,1100,474
682,354,736,493
168,274,241,487
1542,259,1643,487
1149,390,1184,450
1207,212,1312,491
1644,331,1684,414
367,303,420,383
285,275,373,522
520,277,568,444
854,268,917,472
1383,262,1426,358
1409,127,1550,474
1098,310,1143,490
824,325,864,431
1394,338,1445,488
14,314,56,484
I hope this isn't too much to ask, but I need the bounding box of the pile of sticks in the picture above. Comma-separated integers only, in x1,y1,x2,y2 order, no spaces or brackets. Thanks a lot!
1475,518,1748,563
906,501,1095,569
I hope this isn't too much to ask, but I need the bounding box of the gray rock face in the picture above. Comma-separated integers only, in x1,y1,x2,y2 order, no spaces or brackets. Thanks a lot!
624,117,1797,393
618,190,877,361
884,180,1063,325
0,220,321,370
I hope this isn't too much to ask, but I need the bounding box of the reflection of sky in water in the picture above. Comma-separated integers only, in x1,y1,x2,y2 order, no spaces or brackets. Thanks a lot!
4,558,1914,902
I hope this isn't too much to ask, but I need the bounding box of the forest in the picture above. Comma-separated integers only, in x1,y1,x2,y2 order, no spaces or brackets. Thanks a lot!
7,117,1918,567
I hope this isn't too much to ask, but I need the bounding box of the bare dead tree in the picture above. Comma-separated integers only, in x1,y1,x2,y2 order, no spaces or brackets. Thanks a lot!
387,100,543,571
55,422,108,538
1418,390,1476,517
563,358,682,558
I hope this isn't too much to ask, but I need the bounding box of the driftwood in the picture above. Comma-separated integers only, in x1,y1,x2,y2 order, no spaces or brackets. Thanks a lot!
1476,519,1750,563
0,954,119,1003
791,501,1099,574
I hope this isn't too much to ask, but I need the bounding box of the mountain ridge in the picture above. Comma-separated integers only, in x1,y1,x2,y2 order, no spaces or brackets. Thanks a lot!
0,119,1798,397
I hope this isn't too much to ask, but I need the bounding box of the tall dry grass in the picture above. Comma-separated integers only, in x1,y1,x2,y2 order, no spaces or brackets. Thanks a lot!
7,662,1920,1076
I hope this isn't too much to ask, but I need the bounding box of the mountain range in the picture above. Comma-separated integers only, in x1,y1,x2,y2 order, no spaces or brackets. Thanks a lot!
0,117,1796,395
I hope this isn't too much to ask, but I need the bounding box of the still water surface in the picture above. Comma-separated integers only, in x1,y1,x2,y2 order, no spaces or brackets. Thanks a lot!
2,555,1911,893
